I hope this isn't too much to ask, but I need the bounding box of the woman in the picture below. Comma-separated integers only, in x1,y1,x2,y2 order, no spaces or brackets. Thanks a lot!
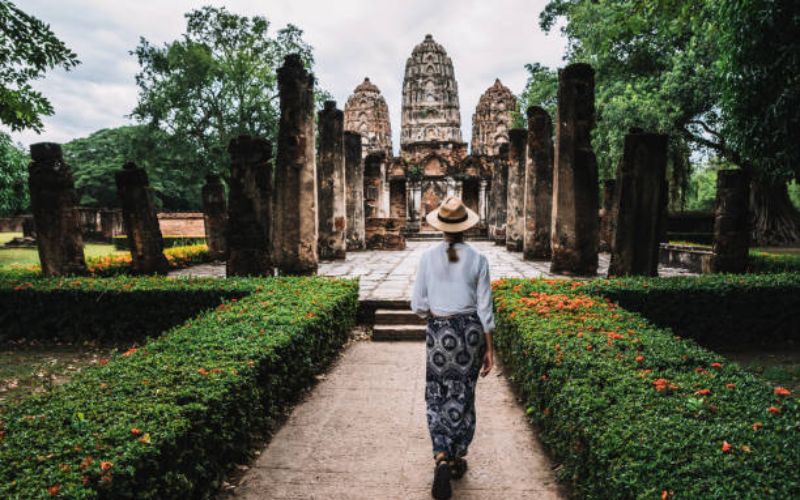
411,196,495,500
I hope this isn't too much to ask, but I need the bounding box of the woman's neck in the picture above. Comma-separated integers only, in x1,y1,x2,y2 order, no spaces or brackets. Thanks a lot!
444,233,464,244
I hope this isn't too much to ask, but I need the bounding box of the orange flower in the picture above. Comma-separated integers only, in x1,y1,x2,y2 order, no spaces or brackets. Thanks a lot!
80,456,93,470
695,367,708,375
725,383,736,389
768,406,781,415
661,490,670,500
635,355,645,364
695,389,711,396
121,347,138,358
197,368,209,376
774,387,791,397
752,422,763,431
131,428,142,436
710,362,723,369
98,358,109,366
721,441,732,453
100,461,113,471
48,484,60,496
653,378,669,392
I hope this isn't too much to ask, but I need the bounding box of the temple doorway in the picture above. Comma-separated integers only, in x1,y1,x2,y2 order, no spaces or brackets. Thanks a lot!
420,179,447,231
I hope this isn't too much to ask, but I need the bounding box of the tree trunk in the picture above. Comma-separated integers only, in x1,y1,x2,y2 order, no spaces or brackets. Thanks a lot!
750,178,800,246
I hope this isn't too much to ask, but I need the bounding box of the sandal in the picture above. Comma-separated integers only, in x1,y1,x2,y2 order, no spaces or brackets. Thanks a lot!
449,457,468,480
431,454,452,499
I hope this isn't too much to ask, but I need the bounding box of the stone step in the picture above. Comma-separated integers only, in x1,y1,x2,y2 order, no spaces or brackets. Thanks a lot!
374,309,426,325
372,324,426,341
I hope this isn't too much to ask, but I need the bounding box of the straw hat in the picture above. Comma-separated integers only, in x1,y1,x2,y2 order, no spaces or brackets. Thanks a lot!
425,196,480,233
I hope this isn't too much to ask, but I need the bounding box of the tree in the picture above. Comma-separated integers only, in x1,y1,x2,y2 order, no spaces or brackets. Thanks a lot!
63,126,202,210
0,0,79,131
538,0,800,244
518,63,558,121
132,6,323,178
0,131,27,215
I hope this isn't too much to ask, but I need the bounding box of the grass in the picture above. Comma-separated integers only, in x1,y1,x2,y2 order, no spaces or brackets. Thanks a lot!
0,232,127,270
719,346,800,393
0,341,118,411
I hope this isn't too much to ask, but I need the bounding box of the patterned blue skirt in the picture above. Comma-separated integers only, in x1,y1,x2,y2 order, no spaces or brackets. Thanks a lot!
425,312,486,458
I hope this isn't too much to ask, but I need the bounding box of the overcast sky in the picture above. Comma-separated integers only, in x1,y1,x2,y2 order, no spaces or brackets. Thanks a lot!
11,0,567,154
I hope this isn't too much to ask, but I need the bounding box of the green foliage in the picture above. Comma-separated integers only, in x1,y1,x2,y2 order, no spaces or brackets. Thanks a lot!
0,0,79,131
0,131,27,214
111,235,206,251
494,277,800,498
717,0,800,181
0,276,358,499
749,251,800,275
517,63,558,123
132,6,321,178
579,273,800,347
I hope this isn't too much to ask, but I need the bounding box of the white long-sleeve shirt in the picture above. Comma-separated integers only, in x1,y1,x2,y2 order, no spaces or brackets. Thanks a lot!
410,242,496,332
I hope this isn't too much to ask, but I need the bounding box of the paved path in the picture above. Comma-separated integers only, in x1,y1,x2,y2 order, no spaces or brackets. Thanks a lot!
171,241,695,301
230,342,566,499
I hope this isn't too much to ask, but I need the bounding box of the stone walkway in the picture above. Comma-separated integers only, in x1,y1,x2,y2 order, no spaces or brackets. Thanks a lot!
230,341,566,499
170,240,695,301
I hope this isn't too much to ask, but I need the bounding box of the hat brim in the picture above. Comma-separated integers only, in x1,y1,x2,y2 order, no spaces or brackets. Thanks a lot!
425,206,480,233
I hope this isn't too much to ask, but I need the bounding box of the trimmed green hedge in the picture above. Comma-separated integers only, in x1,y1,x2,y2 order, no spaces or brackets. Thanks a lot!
0,276,258,343
494,278,800,498
580,273,800,346
0,276,358,499
749,251,800,274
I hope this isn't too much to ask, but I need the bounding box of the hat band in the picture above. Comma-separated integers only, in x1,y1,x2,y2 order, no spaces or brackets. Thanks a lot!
438,212,468,224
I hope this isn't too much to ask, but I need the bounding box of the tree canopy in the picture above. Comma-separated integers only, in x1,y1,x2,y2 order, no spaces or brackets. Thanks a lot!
0,131,27,215
132,6,324,179
0,0,79,132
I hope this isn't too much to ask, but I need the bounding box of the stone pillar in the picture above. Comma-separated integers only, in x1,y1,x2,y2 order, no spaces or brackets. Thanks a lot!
201,174,227,260
226,136,273,276
523,106,554,260
27,143,87,276
406,179,422,233
489,144,509,245
115,161,169,274
608,132,668,277
506,128,527,251
273,54,318,275
598,179,617,253
317,100,347,260
479,179,489,227
364,152,384,219
711,170,750,273
550,63,600,276
344,131,365,250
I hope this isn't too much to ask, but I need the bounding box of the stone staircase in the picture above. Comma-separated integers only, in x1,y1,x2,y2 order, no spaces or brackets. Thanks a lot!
372,307,426,341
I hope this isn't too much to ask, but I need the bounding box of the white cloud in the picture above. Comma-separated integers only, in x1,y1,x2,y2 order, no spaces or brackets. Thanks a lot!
10,0,567,154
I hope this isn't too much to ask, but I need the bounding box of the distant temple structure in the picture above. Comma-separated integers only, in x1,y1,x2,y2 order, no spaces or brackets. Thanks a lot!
344,34,516,234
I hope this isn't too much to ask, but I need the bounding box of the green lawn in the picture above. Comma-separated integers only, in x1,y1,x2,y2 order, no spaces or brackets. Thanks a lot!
0,232,127,269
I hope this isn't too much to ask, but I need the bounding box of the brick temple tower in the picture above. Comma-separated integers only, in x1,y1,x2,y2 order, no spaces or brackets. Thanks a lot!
344,78,393,159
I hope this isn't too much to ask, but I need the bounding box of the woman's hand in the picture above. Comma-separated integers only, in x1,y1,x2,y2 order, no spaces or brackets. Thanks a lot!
480,347,494,377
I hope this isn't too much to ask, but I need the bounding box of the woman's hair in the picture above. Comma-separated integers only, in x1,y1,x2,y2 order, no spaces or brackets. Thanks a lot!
444,232,464,262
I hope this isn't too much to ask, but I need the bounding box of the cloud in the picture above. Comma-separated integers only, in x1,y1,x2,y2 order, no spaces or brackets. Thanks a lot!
9,0,567,154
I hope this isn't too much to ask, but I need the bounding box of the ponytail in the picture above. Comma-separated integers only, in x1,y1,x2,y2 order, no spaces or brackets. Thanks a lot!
445,232,464,262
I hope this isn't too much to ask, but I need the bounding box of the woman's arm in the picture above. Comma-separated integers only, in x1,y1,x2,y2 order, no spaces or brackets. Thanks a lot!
476,255,495,376
481,330,494,377
410,256,430,318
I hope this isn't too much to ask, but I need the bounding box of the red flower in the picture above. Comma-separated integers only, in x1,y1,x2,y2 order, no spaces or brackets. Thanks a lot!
710,362,723,369
100,461,113,471
197,368,209,376
121,347,138,358
661,490,670,500
694,389,711,396
752,422,763,431
98,358,109,366
768,406,781,415
774,387,791,397
131,428,142,436
721,441,732,453
47,484,60,496
635,355,645,364
725,383,736,389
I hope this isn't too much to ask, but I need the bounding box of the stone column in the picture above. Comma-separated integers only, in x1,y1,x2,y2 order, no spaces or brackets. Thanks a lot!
506,128,527,251
201,174,227,260
711,169,750,273
115,161,169,274
226,135,273,276
598,179,617,253
479,179,489,227
27,143,87,276
344,131,365,250
489,144,509,245
273,54,318,275
523,106,554,260
550,63,600,276
406,179,422,233
364,153,384,219
608,132,668,277
317,100,347,260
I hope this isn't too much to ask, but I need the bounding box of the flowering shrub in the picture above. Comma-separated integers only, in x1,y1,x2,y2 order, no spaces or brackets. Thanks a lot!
0,276,358,499
578,273,800,346
494,278,800,498
0,244,212,280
